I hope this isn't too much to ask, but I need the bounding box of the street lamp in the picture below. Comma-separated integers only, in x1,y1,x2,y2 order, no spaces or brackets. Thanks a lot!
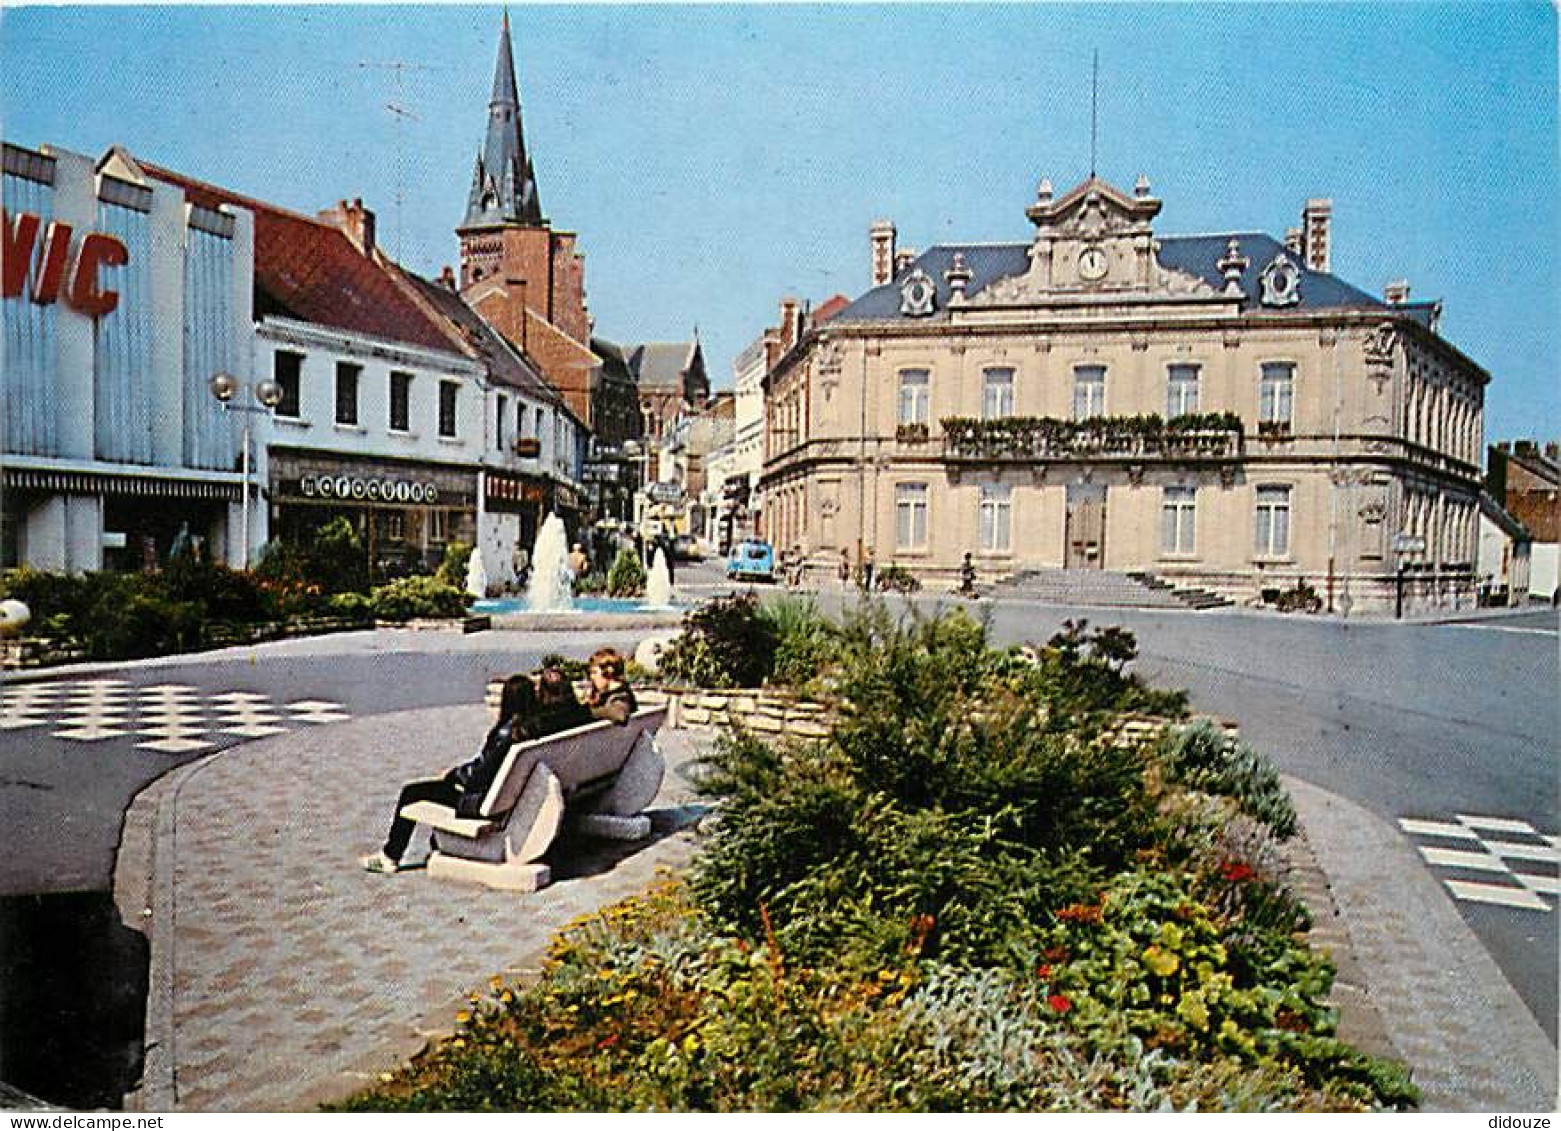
210,371,283,567
622,439,652,531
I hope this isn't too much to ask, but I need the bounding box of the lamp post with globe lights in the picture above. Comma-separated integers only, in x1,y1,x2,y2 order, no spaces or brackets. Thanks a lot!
210,371,283,567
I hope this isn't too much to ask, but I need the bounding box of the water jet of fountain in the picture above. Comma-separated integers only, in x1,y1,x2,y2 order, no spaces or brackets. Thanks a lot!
465,545,489,600
525,513,575,612
646,546,675,608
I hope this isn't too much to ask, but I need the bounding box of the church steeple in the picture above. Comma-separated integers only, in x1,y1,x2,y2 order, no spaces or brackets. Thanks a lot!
462,10,543,230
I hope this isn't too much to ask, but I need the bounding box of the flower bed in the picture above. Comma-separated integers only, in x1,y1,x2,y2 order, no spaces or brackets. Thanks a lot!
341,605,1415,1112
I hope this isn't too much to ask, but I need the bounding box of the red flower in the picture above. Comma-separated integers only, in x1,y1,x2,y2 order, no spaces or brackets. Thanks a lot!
1220,861,1255,884
1042,946,1071,963
1048,993,1073,1014
1056,902,1104,925
597,1034,620,1050
1036,964,1053,979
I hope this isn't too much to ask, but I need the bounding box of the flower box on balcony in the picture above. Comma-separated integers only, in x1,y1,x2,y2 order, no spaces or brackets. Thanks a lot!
513,437,542,457
1256,421,1292,441
896,422,930,444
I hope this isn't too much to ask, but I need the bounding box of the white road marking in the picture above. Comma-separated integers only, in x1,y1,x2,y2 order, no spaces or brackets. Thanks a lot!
1443,880,1551,911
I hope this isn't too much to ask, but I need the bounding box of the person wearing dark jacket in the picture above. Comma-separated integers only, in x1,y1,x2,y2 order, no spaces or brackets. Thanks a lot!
362,671,589,873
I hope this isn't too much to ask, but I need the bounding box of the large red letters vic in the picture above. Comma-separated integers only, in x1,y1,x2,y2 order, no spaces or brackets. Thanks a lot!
2,209,129,317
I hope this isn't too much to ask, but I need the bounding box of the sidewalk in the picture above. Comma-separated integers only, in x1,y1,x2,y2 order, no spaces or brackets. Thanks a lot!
109,706,1556,1112
112,707,708,1112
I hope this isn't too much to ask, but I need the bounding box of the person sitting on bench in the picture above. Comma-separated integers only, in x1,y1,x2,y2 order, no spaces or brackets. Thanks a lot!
585,647,637,724
362,670,591,874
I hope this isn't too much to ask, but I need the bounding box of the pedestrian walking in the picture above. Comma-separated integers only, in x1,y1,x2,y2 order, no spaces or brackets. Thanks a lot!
861,546,876,593
838,548,851,591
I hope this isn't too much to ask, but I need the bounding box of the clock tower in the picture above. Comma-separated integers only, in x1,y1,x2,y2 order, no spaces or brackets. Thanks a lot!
1021,173,1164,292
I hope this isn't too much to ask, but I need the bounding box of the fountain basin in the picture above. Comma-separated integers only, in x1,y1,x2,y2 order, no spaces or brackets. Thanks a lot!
472,595,683,631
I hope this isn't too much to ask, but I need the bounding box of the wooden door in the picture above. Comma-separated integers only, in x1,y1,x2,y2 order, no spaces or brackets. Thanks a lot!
1065,483,1107,569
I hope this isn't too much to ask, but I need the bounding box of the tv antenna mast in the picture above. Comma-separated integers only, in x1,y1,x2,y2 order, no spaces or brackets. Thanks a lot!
358,60,435,261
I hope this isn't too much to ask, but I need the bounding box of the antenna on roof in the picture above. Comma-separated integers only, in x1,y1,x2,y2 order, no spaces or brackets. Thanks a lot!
358,59,437,260
1090,49,1099,178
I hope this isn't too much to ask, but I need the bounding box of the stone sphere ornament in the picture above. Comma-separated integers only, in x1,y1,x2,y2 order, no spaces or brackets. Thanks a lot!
0,599,32,638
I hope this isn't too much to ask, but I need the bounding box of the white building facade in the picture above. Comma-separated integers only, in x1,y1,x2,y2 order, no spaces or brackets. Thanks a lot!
2,142,256,571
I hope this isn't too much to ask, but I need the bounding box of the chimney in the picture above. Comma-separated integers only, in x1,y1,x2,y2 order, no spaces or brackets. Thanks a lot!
322,198,376,256
1384,279,1411,306
438,265,456,290
1302,198,1331,273
894,248,918,278
1545,442,1559,462
1285,227,1304,257
779,296,801,352
870,220,897,287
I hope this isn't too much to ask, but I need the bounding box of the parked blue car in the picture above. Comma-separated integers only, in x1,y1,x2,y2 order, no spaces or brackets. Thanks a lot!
726,539,775,582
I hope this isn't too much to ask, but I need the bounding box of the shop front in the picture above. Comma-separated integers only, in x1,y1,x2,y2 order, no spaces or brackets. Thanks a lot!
268,449,477,582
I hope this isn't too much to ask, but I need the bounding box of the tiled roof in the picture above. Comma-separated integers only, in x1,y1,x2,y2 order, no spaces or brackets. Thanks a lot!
138,160,461,356
812,294,851,324
832,234,1414,325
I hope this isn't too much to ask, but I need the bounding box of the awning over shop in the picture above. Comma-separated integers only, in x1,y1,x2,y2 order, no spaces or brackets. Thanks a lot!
4,466,243,501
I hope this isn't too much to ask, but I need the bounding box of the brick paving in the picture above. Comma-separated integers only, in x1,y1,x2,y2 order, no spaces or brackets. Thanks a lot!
113,707,707,1112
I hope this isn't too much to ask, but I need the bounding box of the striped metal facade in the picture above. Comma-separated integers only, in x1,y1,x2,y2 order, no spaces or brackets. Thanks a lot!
183,221,238,470
93,197,156,464
2,167,60,457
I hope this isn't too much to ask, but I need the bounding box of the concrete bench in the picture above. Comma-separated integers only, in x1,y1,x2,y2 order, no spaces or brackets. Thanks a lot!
398,705,668,892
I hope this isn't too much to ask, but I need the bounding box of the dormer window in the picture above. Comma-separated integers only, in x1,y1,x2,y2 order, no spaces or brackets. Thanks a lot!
900,268,936,317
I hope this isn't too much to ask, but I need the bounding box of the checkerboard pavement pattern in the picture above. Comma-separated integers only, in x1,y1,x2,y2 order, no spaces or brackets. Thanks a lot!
0,679,350,753
1397,813,1559,912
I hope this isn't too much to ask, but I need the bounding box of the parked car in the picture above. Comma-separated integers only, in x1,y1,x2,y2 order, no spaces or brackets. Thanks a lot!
726,539,775,582
673,533,704,562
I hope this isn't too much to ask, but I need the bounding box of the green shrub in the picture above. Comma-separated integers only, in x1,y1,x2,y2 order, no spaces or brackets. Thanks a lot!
435,540,473,590
1158,721,1297,839
875,562,921,592
573,571,607,596
658,591,778,689
327,591,375,622
369,575,471,622
606,548,646,598
538,653,589,681
254,516,368,600
758,595,838,691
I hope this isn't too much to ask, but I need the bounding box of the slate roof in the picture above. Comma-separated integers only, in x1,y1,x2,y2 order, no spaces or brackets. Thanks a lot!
627,342,697,390
394,267,562,407
462,12,544,230
832,233,1435,328
140,161,461,356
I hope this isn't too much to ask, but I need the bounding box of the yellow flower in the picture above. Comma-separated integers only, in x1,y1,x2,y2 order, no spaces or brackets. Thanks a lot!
1177,992,1210,1030
1143,945,1180,978
455,1010,471,1025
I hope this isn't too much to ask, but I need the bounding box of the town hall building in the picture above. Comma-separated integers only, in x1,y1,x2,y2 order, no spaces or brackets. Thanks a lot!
761,174,1487,613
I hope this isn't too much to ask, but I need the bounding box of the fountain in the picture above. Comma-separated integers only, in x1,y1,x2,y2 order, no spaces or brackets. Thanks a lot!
645,547,675,608
468,513,684,629
465,545,489,599
525,512,575,613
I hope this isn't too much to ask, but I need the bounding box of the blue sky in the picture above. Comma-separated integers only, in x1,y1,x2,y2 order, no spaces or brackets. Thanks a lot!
3,3,1556,442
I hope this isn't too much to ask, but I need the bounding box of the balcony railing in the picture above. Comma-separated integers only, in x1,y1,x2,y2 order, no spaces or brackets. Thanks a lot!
940,413,1245,462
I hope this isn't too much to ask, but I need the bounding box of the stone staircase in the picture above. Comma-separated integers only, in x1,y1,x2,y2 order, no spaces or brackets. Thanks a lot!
988,568,1232,610
1125,571,1235,611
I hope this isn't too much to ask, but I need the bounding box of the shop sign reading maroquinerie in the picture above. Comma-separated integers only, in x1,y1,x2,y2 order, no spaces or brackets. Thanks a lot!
297,473,442,505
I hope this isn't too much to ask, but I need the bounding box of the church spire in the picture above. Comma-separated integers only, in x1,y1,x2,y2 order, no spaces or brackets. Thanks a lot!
462,10,543,230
